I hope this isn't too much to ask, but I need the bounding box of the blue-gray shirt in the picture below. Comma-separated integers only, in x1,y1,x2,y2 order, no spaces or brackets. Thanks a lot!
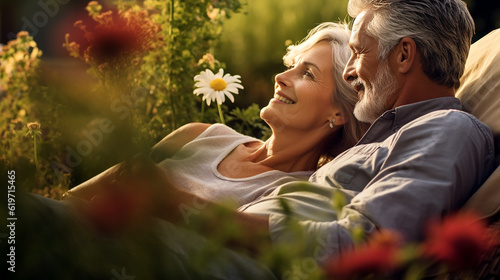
241,97,495,261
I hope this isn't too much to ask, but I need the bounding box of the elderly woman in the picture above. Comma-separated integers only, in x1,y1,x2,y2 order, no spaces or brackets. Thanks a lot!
65,22,367,207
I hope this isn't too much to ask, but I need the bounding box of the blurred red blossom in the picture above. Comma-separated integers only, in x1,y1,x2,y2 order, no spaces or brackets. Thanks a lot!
323,229,403,280
63,2,160,70
86,17,143,65
422,211,499,270
84,180,153,236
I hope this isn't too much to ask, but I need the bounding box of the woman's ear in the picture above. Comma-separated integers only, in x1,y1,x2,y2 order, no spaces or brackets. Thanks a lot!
393,37,417,74
329,110,347,126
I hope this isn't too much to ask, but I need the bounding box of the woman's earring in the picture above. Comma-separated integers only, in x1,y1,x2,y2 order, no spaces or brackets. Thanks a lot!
329,119,336,128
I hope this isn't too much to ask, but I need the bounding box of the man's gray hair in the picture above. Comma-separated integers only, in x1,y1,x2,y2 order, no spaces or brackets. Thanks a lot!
347,0,475,89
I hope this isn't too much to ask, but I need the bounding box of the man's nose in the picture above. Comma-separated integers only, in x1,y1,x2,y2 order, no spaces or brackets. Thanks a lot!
343,57,356,82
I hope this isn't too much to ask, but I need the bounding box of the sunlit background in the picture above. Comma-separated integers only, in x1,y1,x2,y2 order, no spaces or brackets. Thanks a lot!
2,0,499,108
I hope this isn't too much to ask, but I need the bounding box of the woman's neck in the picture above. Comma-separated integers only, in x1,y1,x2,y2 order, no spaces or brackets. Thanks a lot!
250,130,331,172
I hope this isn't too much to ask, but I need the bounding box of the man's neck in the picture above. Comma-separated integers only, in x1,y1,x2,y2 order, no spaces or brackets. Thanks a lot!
391,73,455,109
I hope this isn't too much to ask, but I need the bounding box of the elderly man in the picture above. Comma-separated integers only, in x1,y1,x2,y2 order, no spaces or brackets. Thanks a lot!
236,0,496,264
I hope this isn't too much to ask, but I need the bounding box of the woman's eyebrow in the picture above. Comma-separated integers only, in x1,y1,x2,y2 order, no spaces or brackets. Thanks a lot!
302,61,321,73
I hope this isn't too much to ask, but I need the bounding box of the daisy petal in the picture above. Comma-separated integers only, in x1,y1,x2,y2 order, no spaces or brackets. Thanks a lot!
204,96,211,106
194,88,209,96
215,68,224,79
223,74,241,83
226,84,244,91
225,92,235,103
216,92,225,105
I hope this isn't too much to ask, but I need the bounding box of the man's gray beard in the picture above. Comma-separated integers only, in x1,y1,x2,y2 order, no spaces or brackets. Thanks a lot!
354,60,398,124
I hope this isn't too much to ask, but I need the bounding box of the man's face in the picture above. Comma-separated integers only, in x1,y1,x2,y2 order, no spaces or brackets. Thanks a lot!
343,10,398,123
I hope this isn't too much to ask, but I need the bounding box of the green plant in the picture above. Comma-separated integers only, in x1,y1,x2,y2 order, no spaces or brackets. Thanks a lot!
0,0,270,197
63,0,263,145
0,32,70,198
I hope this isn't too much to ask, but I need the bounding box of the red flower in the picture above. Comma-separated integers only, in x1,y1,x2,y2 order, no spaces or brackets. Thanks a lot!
84,181,152,236
63,5,159,69
85,14,144,66
422,211,499,270
323,230,403,280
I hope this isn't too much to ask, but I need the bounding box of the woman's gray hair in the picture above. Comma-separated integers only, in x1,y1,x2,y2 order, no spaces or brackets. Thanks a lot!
283,22,369,166
347,0,475,89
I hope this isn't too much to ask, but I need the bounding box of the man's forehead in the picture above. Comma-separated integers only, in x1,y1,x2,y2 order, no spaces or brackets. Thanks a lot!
352,10,374,33
350,10,375,44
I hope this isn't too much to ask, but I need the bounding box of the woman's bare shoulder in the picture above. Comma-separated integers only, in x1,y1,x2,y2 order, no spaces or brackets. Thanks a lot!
175,122,212,139
150,123,212,162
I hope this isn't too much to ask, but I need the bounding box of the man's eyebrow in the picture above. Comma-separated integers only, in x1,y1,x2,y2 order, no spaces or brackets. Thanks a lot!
348,37,359,49
302,61,321,73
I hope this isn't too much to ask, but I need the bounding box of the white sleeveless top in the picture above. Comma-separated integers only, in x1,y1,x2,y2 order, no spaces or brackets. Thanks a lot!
157,124,313,207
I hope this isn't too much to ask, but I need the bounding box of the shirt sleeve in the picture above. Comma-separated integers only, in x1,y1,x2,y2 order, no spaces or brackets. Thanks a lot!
268,207,372,261
350,110,494,241
255,110,494,261
242,181,376,259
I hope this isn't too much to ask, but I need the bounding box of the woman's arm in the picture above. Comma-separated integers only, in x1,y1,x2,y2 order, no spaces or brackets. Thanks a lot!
97,154,272,256
150,122,211,162
141,156,272,257
157,186,272,257
67,150,272,256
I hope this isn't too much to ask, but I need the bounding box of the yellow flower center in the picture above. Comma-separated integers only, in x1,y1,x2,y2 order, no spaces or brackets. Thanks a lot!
210,78,227,91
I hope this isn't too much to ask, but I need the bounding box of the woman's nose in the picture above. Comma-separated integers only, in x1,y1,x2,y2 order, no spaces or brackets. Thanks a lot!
275,71,289,87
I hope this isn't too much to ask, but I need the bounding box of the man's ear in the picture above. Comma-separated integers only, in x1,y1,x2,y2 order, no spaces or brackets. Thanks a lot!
393,37,417,74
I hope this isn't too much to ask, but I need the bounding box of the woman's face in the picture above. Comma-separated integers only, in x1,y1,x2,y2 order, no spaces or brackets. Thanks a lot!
261,41,339,133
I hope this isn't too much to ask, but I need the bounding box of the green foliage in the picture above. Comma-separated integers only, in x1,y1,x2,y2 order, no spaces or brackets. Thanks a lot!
0,31,41,93
117,0,248,139
227,103,272,140
0,32,70,198
63,0,264,144
1,0,271,197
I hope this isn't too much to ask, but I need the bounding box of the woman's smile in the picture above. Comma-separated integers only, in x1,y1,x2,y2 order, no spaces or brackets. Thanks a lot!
272,93,295,104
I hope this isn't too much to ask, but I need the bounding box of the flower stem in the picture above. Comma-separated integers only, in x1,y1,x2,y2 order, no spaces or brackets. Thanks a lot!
217,103,225,124
33,135,40,175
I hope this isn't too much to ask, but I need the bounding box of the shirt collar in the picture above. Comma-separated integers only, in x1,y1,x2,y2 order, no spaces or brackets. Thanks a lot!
358,97,463,144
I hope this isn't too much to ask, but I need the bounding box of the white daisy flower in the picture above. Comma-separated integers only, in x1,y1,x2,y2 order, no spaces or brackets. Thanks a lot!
193,68,243,106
